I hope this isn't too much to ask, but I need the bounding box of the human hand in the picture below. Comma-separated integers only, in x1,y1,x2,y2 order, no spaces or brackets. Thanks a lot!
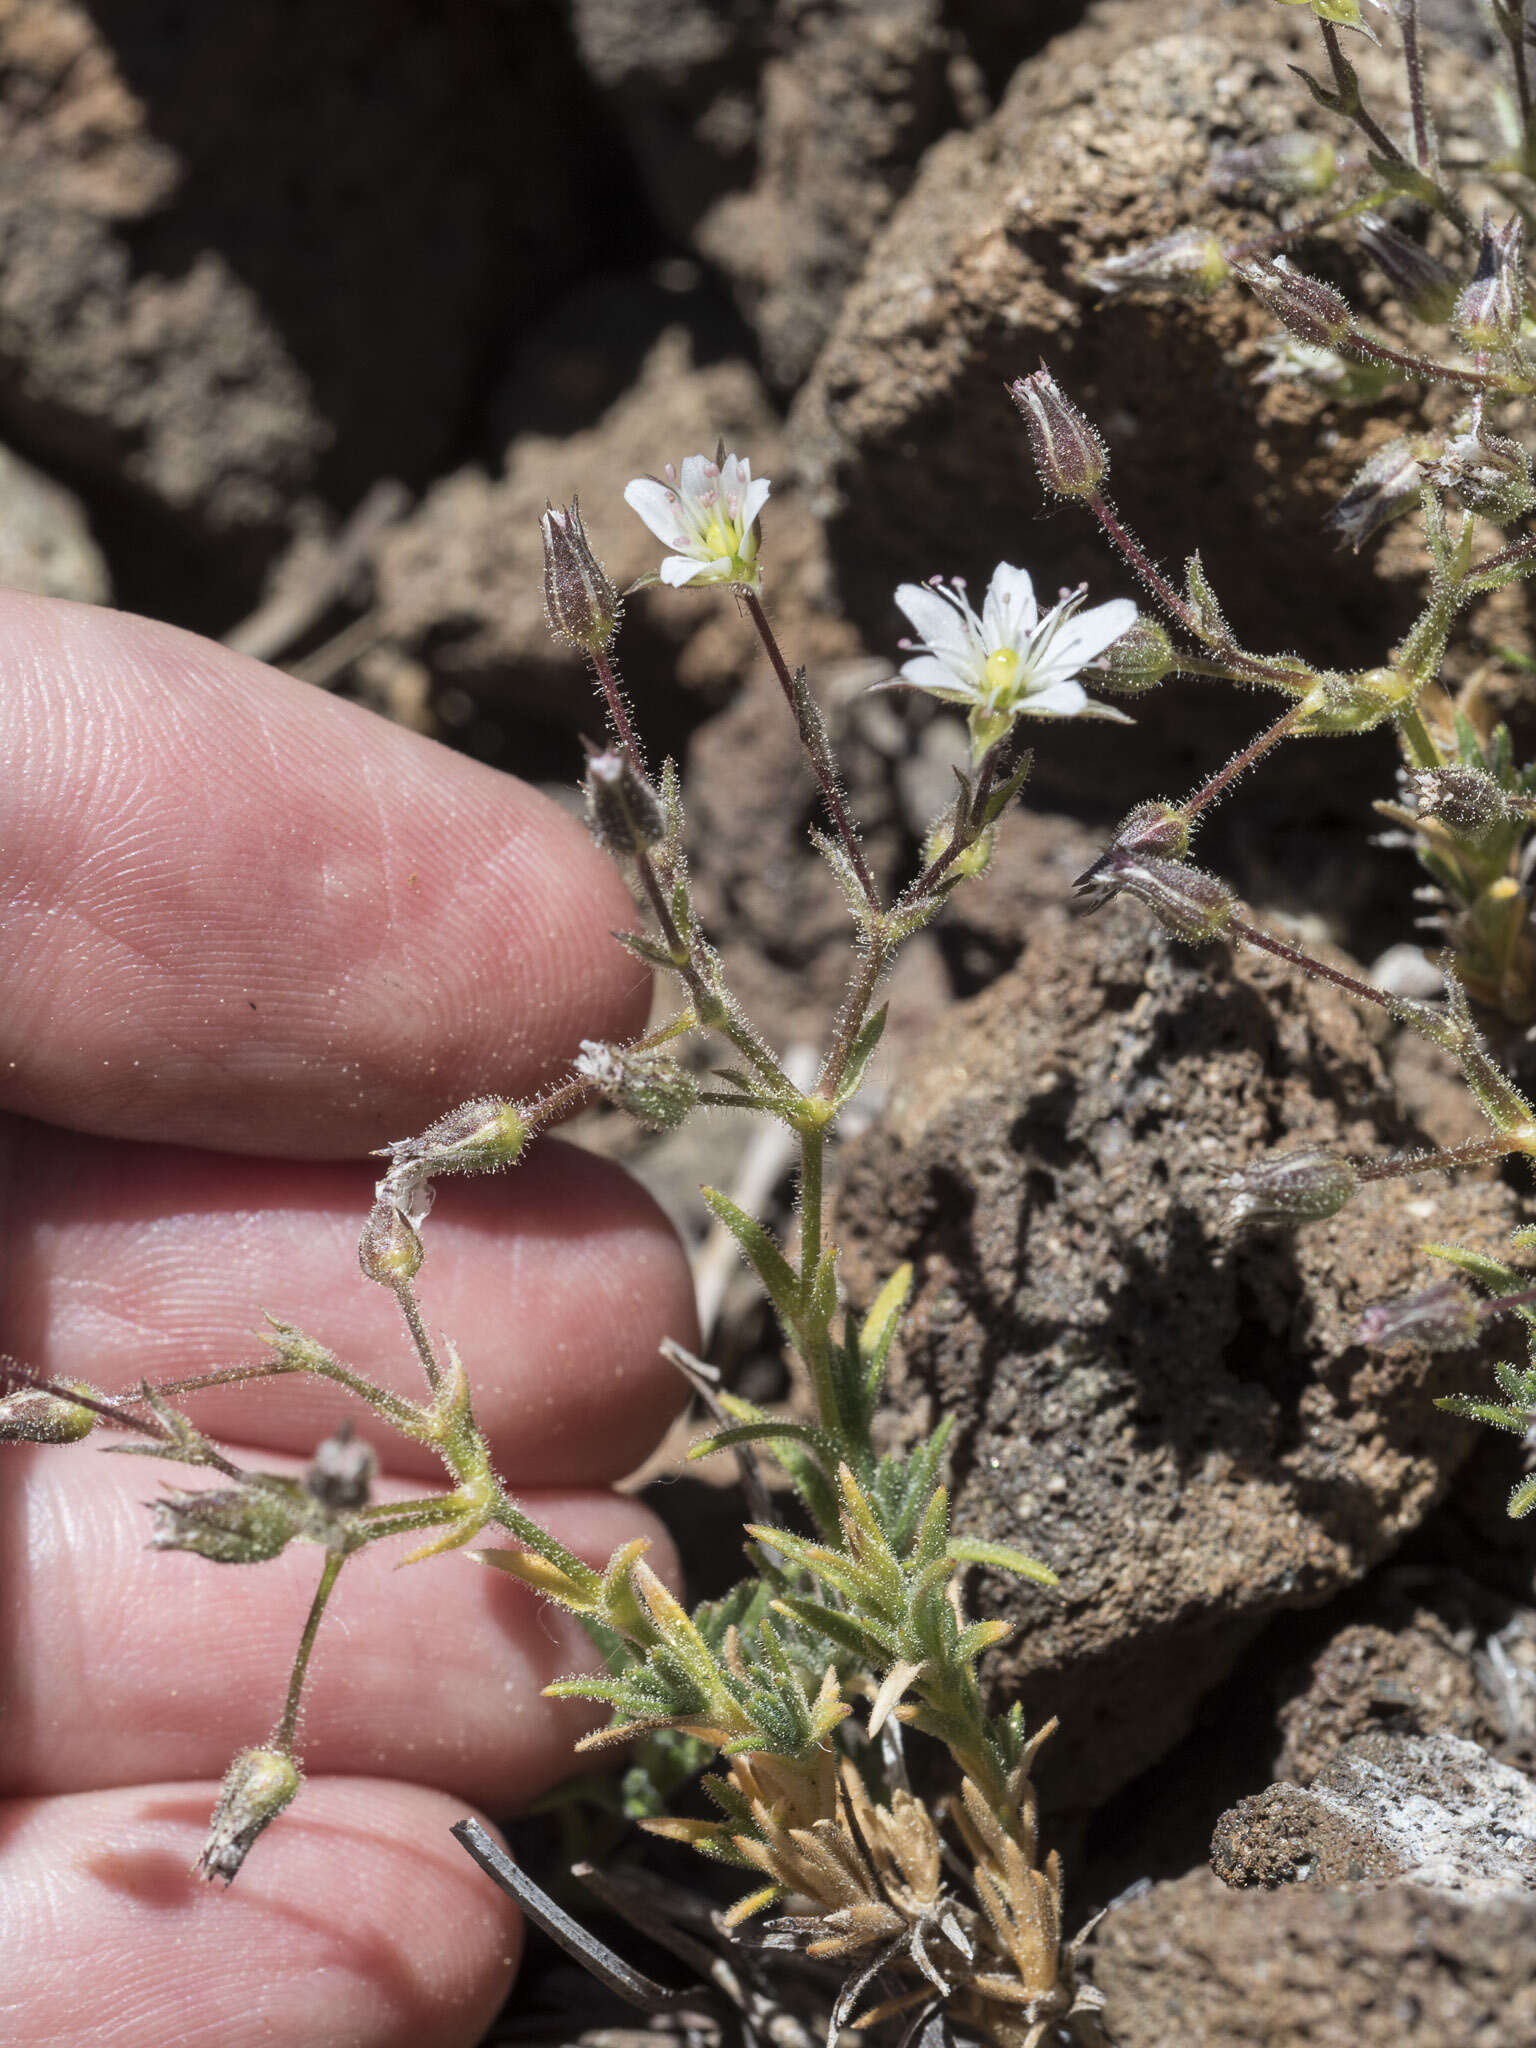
0,594,695,2047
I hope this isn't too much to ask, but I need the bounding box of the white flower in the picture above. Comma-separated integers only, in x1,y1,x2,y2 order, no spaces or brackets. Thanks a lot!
624,450,770,590
892,565,1137,745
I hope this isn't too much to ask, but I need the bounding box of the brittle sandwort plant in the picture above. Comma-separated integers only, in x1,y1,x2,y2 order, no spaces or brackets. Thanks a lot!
1029,0,1536,1519
0,449,1145,2046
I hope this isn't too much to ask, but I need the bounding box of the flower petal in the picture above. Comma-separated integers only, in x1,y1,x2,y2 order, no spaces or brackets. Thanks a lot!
1044,598,1138,673
624,477,688,548
1020,678,1091,717
893,583,980,668
659,554,714,587
678,452,716,503
898,653,981,703
741,475,771,530
981,564,1038,649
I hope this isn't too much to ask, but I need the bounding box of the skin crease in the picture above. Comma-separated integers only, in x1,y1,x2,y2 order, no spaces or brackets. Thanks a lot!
0,595,697,2048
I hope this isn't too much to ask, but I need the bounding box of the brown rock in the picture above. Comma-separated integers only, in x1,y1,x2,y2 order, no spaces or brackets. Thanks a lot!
836,899,1520,1809
0,1,607,585
1090,1867,1536,2047
0,443,108,602
570,1,1086,387
1275,1579,1536,1786
1212,1731,1536,1893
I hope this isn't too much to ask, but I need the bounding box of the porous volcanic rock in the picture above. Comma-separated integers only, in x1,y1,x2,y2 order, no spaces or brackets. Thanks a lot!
569,0,1086,388
790,0,1495,819
1212,1730,1536,1892
1089,1867,1536,2047
836,899,1520,1809
0,0,607,603
1273,1575,1536,1786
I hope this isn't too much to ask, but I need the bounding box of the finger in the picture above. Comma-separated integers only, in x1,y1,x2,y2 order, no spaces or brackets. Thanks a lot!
0,593,646,1156
0,1778,519,2048
2,1449,681,1801
2,1125,694,1487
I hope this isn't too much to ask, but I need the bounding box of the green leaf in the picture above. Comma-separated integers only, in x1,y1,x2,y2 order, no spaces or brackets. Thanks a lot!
1434,1394,1529,1432
689,1421,839,1471
1510,1473,1536,1518
833,1005,888,1107
701,1187,802,1327
980,747,1034,828
860,1264,913,1412
775,1594,895,1663
947,1536,1059,1587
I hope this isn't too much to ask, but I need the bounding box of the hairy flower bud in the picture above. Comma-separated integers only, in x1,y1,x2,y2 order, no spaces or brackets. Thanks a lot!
358,1200,423,1285
1411,765,1511,839
1325,438,1424,552
1355,214,1457,323
400,1098,529,1176
1357,1279,1482,1351
1225,1145,1358,1227
584,748,667,855
1236,257,1352,349
541,497,621,654
305,1423,376,1512
1106,799,1190,863
1010,366,1108,499
1077,843,1234,944
0,1367,97,1443
1099,615,1175,694
197,1746,303,1884
150,1481,306,1564
1432,431,1535,523
1453,215,1526,353
1086,230,1230,301
575,1039,700,1130
1209,132,1338,201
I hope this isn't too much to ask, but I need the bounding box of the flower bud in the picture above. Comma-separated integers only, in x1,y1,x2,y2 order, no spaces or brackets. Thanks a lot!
1099,615,1175,694
1077,844,1235,945
1209,133,1338,202
1411,765,1510,839
1355,214,1457,323
396,1097,529,1177
1453,215,1525,353
305,1423,376,1512
358,1200,423,1285
1225,1145,1358,1227
1432,431,1535,523
197,1746,303,1884
1010,366,1108,499
1105,799,1190,863
1236,257,1352,349
1357,1279,1481,1351
584,748,667,855
1325,438,1423,553
0,1368,97,1443
574,1039,700,1130
150,1481,305,1564
1086,230,1230,302
541,497,621,654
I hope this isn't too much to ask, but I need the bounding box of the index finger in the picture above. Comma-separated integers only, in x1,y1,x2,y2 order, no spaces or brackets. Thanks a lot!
0,594,645,1156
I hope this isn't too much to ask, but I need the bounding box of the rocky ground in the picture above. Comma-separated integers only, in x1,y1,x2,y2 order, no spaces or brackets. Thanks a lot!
13,1,1536,2042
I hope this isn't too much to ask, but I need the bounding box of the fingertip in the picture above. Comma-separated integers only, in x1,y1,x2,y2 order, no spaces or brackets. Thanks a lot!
0,1777,520,2048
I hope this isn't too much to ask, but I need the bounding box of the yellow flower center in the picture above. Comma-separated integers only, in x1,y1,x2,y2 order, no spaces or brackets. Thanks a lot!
703,514,737,559
984,647,1021,700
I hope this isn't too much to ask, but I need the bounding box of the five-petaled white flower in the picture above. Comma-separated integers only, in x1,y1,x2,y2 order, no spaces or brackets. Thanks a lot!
892,564,1136,750
624,450,770,590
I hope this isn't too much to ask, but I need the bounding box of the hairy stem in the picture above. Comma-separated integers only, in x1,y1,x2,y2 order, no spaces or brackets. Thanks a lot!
742,589,881,912
591,647,647,775
274,1549,347,1753
392,1278,441,1397
1355,1132,1523,1181
1184,707,1303,824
